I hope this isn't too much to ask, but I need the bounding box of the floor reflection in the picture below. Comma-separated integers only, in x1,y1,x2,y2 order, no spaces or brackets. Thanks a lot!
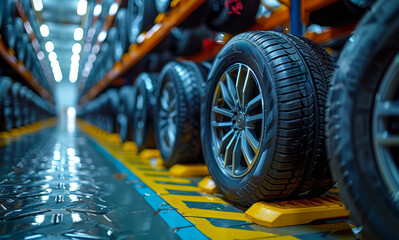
0,122,178,239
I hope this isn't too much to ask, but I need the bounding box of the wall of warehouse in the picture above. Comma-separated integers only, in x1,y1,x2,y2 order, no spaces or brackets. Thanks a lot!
54,81,77,114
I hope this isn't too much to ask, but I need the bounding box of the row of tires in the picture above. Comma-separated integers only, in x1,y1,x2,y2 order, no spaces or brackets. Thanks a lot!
0,0,52,93
78,1,398,239
0,77,55,132
80,0,376,96
79,30,336,206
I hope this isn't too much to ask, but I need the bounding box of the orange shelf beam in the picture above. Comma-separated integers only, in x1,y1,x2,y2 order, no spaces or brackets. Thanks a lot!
306,23,355,44
0,37,53,103
79,0,206,105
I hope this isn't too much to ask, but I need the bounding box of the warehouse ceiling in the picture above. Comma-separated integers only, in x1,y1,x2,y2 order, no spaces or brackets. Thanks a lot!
35,0,93,83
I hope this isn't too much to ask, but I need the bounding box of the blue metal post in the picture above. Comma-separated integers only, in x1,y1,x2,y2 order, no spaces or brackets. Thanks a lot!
290,0,303,35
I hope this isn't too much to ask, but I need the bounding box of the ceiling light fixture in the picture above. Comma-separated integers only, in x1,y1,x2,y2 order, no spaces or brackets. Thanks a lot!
32,0,43,11
72,43,81,54
45,41,54,52
97,30,107,42
77,0,87,16
40,24,49,37
108,3,119,16
93,4,102,16
74,27,83,41
48,52,57,62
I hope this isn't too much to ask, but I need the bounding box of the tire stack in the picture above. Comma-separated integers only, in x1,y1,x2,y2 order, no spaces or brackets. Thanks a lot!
0,77,55,133
0,0,53,94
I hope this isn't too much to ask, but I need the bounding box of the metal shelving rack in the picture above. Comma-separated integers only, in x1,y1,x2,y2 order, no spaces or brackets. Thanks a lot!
0,0,54,103
78,0,355,105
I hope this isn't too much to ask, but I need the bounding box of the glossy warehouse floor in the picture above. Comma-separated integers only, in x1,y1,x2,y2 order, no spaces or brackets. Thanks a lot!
0,117,356,239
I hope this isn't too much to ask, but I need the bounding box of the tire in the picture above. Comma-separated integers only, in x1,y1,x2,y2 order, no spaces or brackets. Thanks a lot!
105,89,119,133
0,77,12,131
11,82,22,129
155,0,171,13
107,27,123,62
154,61,204,167
170,25,213,57
309,0,364,27
327,1,399,239
283,34,337,197
201,31,330,207
116,86,137,142
206,0,260,34
115,8,129,53
127,0,158,44
133,73,158,151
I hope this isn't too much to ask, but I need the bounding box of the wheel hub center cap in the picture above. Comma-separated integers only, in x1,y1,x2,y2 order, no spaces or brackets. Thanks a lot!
236,113,245,129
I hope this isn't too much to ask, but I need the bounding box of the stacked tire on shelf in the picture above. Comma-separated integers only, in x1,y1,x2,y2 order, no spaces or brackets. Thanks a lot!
327,0,399,238
0,0,53,93
78,1,399,239
0,77,55,133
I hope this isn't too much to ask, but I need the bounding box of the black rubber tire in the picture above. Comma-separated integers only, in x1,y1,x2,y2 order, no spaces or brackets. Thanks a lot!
206,0,260,34
116,86,137,142
11,82,22,129
283,34,337,197
127,0,158,44
155,0,171,13
0,77,12,131
106,89,119,133
309,0,364,27
133,73,158,152
327,1,399,239
347,0,375,9
107,27,123,62
115,8,129,53
201,31,329,206
154,61,204,167
170,25,213,57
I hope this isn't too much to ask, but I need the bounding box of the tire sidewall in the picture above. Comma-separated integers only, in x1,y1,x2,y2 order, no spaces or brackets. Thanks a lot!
201,38,278,200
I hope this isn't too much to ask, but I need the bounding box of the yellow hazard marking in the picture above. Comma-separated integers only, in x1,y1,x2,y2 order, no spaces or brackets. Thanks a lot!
78,119,352,239
198,176,219,194
169,164,209,177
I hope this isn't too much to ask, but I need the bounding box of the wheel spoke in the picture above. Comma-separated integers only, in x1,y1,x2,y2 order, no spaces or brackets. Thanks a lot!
170,97,177,109
377,101,399,117
240,132,252,167
160,96,169,111
219,81,235,110
231,133,242,177
169,109,177,118
245,94,262,113
245,128,260,152
212,121,233,128
159,119,168,128
225,73,238,105
376,133,399,146
218,128,235,156
212,106,234,118
246,113,263,123
236,64,243,108
242,69,252,107
224,132,238,169
167,128,175,145
159,110,168,118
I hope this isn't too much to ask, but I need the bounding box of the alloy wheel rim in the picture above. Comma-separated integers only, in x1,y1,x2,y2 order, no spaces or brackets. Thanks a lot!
372,53,399,203
158,79,177,151
210,63,264,178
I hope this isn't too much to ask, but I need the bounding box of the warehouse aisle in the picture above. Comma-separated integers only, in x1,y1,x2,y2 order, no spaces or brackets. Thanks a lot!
0,121,179,239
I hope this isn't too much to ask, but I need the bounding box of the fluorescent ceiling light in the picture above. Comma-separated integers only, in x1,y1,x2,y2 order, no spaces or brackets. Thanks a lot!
93,4,102,16
51,60,60,68
54,71,63,82
108,3,119,16
97,31,107,42
32,0,43,11
71,54,80,62
74,27,83,41
77,0,87,16
40,24,49,37
45,41,54,52
48,52,57,62
72,43,81,54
